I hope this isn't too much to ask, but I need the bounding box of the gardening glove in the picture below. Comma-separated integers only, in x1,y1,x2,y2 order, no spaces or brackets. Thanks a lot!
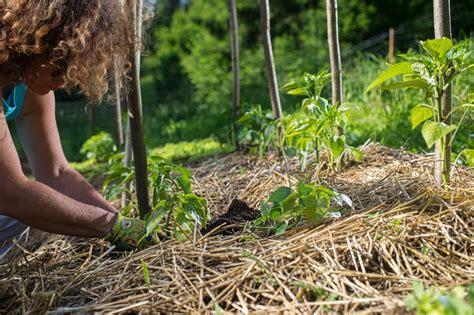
105,213,159,251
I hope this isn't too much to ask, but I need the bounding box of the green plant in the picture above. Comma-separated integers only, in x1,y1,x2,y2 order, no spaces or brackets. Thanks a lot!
256,181,352,235
103,155,209,241
282,71,362,172
237,105,277,158
366,38,473,185
404,282,474,315
79,132,116,162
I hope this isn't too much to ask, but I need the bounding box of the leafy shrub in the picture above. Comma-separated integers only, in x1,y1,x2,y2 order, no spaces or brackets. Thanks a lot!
79,132,116,162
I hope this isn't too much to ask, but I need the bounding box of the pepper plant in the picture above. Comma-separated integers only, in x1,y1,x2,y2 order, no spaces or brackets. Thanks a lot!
282,71,362,172
366,38,473,185
237,105,277,158
255,181,352,235
103,155,209,241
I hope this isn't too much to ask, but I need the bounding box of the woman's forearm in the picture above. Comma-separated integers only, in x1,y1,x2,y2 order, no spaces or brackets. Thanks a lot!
37,166,119,215
0,178,116,238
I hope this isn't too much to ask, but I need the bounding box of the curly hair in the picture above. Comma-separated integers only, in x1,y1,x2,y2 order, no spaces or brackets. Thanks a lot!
0,0,132,101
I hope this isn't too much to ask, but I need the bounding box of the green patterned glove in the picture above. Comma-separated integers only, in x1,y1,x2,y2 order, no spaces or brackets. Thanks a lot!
105,213,159,251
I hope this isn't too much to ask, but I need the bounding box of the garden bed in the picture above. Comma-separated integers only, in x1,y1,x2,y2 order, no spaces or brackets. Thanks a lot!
1,144,473,313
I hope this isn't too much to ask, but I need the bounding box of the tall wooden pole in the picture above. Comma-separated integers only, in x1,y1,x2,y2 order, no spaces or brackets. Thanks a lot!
388,27,395,64
326,0,343,137
126,0,150,218
228,0,240,150
260,0,282,120
112,61,124,147
433,0,452,185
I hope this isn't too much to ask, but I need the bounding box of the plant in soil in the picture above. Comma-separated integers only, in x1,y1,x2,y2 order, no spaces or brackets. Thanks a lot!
255,181,352,235
103,155,209,241
282,70,362,172
366,38,473,185
237,104,277,158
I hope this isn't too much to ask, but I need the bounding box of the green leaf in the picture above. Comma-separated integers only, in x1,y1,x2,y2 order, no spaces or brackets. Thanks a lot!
421,121,458,149
303,195,321,222
177,175,192,194
141,260,151,289
461,149,474,167
275,221,289,235
383,79,430,91
286,87,309,96
411,104,433,129
281,193,299,213
146,202,168,234
269,207,283,221
269,187,294,204
365,62,413,93
422,37,453,59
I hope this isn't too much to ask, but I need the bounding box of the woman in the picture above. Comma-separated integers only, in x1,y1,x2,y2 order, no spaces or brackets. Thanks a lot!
0,0,155,257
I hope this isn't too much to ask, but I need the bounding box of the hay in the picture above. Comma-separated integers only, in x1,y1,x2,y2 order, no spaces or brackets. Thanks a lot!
1,144,473,313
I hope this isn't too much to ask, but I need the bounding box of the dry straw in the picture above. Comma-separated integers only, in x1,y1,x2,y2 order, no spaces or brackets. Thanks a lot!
0,144,472,313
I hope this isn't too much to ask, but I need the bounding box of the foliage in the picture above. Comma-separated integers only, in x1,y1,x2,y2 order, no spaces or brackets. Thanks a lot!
404,282,474,315
150,138,232,162
103,155,209,241
237,105,277,158
256,182,352,235
79,132,116,162
282,71,363,172
366,38,473,184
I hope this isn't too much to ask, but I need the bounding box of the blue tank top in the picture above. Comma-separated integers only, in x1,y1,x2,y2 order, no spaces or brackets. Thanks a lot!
2,83,27,120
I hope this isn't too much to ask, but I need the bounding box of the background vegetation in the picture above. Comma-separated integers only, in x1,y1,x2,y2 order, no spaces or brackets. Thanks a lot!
9,0,473,162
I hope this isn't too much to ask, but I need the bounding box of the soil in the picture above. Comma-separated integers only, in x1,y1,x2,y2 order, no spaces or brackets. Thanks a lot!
202,199,260,235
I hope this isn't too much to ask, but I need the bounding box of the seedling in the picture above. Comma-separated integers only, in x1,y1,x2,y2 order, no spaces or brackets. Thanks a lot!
282,71,362,172
255,181,352,234
237,105,277,158
366,38,473,185
103,155,209,241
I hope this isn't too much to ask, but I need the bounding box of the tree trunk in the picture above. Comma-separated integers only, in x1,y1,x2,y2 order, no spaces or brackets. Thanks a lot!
112,61,124,148
433,0,452,185
228,0,240,150
126,0,150,218
326,0,343,137
260,0,282,120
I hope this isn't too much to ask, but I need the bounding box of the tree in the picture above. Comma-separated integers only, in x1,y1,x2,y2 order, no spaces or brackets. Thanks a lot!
228,0,240,149
126,0,150,218
260,0,282,120
433,0,452,185
326,0,343,136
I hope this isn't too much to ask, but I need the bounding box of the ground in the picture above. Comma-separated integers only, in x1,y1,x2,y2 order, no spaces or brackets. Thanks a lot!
0,144,472,313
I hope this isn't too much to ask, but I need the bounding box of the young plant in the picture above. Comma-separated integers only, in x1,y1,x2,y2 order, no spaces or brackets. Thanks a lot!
256,181,352,235
237,105,277,158
404,282,474,315
282,71,362,172
103,155,209,241
366,38,473,185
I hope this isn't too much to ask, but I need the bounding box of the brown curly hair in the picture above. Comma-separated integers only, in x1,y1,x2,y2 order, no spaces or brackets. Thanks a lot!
0,0,131,101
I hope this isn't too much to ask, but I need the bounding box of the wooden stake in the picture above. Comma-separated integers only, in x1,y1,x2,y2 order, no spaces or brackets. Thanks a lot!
228,0,240,150
260,0,282,120
433,0,452,186
388,27,395,64
126,0,150,218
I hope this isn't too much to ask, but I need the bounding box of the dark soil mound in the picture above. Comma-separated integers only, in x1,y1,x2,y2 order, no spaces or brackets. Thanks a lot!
202,199,260,235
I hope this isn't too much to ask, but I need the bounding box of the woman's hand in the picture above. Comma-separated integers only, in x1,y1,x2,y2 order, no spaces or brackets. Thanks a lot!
105,213,159,251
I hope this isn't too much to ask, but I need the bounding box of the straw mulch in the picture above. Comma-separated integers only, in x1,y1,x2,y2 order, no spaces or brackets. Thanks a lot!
0,144,473,314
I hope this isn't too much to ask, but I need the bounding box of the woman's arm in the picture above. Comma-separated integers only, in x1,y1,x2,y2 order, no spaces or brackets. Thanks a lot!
0,97,116,237
15,90,118,214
